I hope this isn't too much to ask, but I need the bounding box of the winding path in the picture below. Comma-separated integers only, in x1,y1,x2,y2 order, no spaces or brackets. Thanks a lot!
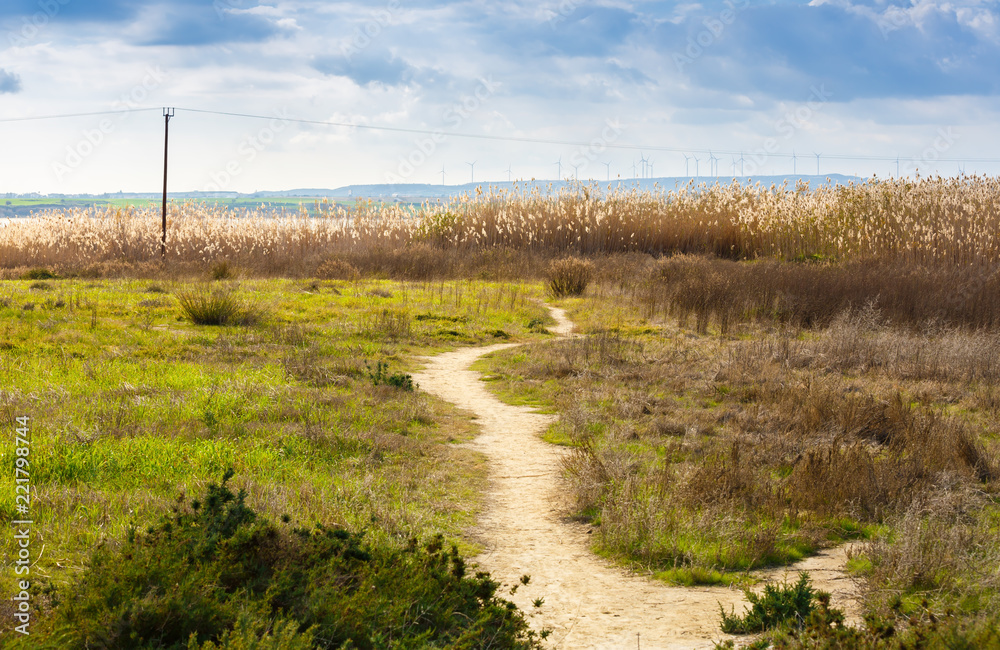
413,306,858,649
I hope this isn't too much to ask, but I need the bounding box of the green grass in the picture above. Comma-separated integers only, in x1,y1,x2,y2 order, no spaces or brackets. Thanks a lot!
0,277,550,607
7,474,545,649
655,566,747,587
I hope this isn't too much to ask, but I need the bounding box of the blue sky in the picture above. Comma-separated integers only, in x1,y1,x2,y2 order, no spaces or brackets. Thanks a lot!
1,0,998,193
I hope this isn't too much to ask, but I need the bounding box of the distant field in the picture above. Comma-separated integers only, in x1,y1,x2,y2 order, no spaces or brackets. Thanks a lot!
0,197,366,218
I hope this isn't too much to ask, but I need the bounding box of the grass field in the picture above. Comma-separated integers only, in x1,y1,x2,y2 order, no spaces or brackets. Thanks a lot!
0,276,553,645
1,197,370,220
3,176,1000,645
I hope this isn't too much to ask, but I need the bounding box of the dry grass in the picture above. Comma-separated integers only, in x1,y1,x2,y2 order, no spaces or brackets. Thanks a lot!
641,255,1000,331
479,285,1000,619
546,257,594,297
5,175,1000,278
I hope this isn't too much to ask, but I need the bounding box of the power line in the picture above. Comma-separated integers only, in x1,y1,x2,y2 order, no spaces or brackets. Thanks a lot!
174,108,1000,164
3,105,1000,165
0,108,162,123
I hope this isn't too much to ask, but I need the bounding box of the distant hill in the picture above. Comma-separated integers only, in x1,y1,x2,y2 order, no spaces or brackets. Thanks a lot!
249,174,863,199
2,175,865,218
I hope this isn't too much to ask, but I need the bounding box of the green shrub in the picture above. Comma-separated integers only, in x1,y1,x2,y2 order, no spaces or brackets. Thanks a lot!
23,471,543,649
720,572,817,634
546,257,593,297
366,360,415,391
21,268,58,280
719,595,1000,649
177,286,263,326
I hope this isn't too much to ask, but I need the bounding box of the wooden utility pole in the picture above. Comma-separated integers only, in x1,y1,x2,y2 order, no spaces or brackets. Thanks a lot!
161,107,174,258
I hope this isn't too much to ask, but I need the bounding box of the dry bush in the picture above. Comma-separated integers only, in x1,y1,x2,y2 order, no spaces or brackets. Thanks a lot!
315,257,360,281
546,257,594,297
644,256,1000,331
360,308,411,340
862,483,1000,611
210,259,236,280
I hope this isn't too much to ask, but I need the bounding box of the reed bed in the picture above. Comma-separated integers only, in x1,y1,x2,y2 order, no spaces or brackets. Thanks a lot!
2,175,1000,275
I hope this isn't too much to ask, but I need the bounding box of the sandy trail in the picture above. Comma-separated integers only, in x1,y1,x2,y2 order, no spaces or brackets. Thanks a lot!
413,306,858,649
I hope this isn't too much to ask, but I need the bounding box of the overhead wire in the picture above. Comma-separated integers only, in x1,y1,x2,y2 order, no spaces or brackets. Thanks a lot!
1,105,998,166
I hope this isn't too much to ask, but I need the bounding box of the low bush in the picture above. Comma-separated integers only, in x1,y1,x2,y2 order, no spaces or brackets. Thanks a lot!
21,268,58,280
176,286,264,326
366,360,415,391
210,260,236,280
315,257,360,281
720,572,817,634
547,257,593,297
718,595,1000,648
20,471,543,649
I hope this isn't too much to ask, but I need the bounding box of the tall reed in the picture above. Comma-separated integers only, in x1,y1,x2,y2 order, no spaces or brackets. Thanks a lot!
4,175,999,274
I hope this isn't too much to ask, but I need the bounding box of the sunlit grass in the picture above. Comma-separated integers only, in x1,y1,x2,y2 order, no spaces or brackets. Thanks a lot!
4,175,1000,275
0,277,548,599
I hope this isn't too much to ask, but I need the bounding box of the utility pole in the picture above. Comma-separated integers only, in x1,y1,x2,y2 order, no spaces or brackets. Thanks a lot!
161,107,174,259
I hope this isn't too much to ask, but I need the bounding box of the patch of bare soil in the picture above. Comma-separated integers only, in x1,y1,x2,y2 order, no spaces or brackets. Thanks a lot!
413,307,858,649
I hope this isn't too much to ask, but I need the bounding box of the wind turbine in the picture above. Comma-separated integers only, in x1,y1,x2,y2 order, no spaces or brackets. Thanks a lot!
603,161,611,182
631,160,637,178
440,165,446,185
739,152,745,177
792,150,797,176
683,153,691,177
554,157,563,180
571,162,582,180
467,161,476,184
693,156,700,179
648,159,654,179
709,151,719,177
506,164,513,183
814,153,821,176
731,156,738,177
639,153,649,179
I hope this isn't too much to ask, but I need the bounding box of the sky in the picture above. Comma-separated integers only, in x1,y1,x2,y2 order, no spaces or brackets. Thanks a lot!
1,0,999,194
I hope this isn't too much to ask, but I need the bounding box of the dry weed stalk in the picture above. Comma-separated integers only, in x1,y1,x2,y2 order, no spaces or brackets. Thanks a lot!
5,175,1000,275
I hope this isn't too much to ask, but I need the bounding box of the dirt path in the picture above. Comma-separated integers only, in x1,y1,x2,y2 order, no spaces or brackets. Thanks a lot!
413,306,858,649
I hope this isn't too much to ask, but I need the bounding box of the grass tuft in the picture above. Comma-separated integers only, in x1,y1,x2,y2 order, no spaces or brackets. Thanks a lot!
176,285,264,326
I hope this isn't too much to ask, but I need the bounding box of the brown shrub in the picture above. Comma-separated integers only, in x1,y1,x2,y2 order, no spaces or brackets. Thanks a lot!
547,257,594,297
315,257,360,281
